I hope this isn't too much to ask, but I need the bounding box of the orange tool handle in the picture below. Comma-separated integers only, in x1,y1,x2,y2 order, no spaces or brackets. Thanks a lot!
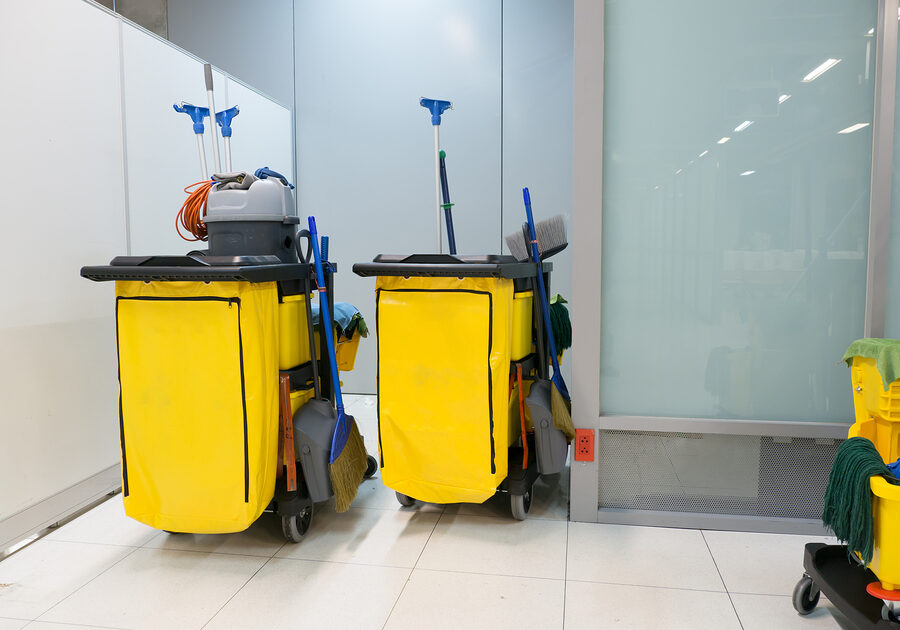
279,374,297,492
517,364,529,469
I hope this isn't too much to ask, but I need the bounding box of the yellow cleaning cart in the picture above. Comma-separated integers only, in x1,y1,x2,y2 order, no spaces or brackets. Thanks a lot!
353,253,568,519
794,341,900,626
82,252,373,542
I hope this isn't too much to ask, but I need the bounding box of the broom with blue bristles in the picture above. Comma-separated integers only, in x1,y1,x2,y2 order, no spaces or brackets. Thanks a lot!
308,216,367,512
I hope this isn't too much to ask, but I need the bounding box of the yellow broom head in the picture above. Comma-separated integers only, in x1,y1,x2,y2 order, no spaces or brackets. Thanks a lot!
329,420,367,513
551,384,575,442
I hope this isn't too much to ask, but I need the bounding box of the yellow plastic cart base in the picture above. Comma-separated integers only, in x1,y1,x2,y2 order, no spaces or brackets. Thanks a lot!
116,280,279,534
376,276,515,504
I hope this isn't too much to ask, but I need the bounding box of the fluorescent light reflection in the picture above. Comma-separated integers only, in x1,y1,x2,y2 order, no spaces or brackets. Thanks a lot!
698,150,709,157
718,137,730,144
778,94,791,104
740,170,756,176
838,123,870,134
802,58,841,82
675,169,683,175
734,120,754,132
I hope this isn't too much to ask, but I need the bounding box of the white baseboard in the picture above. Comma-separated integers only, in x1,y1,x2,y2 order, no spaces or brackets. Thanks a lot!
0,464,121,553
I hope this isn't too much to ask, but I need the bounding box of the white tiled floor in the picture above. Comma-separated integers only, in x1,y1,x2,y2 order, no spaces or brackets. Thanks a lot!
0,394,852,629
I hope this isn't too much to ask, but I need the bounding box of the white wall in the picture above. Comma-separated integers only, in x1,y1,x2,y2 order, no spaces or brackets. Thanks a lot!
167,0,294,108
0,0,125,520
0,0,293,523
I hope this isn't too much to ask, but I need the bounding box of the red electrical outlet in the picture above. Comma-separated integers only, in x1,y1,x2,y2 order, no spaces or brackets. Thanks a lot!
574,429,594,462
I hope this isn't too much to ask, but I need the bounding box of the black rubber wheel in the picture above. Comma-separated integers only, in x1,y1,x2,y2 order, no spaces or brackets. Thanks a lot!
510,490,532,521
792,575,820,615
281,502,313,543
882,604,900,622
396,491,416,507
364,455,378,479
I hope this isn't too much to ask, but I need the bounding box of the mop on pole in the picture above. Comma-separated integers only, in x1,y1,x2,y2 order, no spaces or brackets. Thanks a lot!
419,97,452,253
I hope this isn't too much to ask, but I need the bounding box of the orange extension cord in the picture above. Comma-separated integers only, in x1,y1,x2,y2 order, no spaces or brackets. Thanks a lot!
176,180,214,241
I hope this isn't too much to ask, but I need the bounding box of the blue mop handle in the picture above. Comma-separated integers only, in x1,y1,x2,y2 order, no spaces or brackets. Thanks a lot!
523,188,565,385
308,217,344,414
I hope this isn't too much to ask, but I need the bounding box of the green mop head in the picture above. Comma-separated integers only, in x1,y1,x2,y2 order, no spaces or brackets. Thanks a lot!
822,437,900,564
548,295,572,352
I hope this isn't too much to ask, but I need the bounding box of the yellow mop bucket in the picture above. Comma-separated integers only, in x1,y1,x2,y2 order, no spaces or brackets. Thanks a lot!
845,348,900,590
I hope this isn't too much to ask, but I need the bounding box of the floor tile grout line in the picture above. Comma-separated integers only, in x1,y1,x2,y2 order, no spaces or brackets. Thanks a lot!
23,619,127,630
379,506,443,630
132,544,287,560
32,544,141,624
564,577,734,594
40,537,153,550
562,521,569,629
701,529,744,629
200,555,275,630
413,566,566,582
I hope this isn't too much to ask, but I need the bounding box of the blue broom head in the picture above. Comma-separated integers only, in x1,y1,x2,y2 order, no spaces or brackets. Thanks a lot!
329,410,353,464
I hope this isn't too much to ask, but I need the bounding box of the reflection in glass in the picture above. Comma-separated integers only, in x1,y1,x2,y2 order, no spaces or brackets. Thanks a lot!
600,0,875,422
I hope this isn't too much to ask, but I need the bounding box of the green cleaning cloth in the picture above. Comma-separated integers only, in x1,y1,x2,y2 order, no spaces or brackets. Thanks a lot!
842,338,900,390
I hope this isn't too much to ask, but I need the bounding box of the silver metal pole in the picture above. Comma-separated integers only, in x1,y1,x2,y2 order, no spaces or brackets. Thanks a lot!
434,125,442,253
195,133,208,180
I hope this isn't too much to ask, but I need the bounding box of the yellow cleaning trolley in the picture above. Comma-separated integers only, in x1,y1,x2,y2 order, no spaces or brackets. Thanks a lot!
353,254,569,519
82,252,374,542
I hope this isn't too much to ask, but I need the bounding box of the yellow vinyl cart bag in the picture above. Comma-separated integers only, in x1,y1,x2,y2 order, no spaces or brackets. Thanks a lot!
115,280,279,533
375,275,515,504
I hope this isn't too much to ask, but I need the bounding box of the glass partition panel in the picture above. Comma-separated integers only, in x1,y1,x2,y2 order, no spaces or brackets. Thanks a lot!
600,0,876,421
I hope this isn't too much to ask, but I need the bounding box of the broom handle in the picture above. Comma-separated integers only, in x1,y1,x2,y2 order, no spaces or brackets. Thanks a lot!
523,188,562,377
296,229,321,400
308,217,344,413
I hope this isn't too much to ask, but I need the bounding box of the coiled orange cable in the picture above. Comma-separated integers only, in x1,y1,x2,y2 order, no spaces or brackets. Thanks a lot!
176,180,214,241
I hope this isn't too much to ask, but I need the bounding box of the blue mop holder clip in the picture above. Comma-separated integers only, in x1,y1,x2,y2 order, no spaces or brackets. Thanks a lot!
173,102,209,134
419,97,452,125
215,106,240,137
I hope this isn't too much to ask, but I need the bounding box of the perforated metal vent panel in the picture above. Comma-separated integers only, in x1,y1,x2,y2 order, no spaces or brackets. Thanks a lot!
597,430,841,519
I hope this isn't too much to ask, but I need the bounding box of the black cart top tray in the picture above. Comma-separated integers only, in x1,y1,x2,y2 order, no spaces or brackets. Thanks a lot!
80,254,332,283
352,254,551,279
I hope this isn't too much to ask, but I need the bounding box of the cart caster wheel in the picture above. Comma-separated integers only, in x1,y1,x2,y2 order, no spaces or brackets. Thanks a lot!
882,604,900,623
281,503,313,543
364,455,378,479
511,491,531,521
792,575,820,615
396,491,416,507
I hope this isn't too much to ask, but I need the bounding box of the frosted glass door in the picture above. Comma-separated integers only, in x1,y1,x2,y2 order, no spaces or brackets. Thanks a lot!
600,0,876,422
